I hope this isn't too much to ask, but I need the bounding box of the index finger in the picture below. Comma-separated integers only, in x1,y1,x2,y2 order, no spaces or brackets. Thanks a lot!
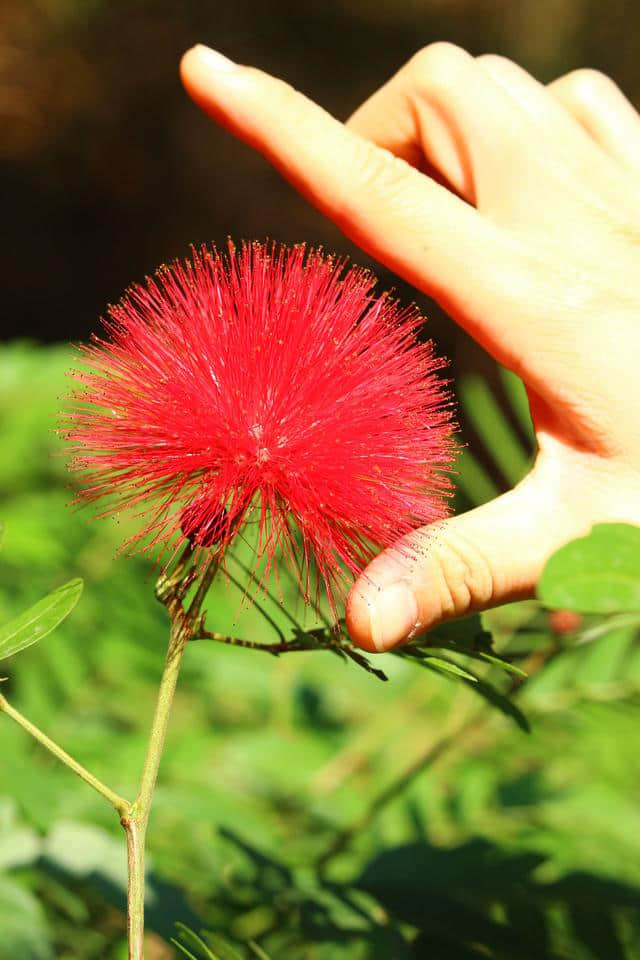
180,46,517,355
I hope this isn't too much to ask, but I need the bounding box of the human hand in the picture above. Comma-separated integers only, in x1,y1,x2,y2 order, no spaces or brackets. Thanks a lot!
180,43,640,652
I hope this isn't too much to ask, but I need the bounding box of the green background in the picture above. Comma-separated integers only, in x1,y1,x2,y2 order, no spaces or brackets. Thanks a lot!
2,1,640,958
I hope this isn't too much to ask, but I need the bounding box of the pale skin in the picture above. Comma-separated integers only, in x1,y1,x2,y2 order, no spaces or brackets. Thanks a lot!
180,42,640,654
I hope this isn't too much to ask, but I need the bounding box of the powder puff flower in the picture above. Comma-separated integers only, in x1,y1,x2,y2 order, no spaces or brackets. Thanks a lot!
64,242,455,612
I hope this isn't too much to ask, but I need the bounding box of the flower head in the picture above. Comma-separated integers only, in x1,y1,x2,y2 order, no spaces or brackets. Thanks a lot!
64,242,455,612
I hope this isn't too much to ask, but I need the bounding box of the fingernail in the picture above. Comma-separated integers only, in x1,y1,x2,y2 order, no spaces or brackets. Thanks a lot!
192,44,238,73
368,581,419,651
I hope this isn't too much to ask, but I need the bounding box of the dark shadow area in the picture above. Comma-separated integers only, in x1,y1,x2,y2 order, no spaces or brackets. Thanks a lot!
164,827,640,959
37,850,202,948
360,838,640,959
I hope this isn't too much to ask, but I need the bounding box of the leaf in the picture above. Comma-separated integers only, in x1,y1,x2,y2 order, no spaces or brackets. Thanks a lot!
572,627,636,690
201,932,247,960
401,614,527,679
249,942,273,960
498,367,535,444
42,821,127,890
0,876,54,960
421,656,479,683
455,447,500,506
470,679,531,733
0,578,83,662
457,368,532,487
420,614,493,651
575,612,640,648
0,824,41,870
538,524,640,614
173,924,244,960
43,822,201,942
172,941,202,960
476,652,528,678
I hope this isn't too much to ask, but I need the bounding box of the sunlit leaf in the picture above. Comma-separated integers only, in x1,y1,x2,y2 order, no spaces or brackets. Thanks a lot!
401,614,527,679
421,656,478,682
538,524,640,613
476,652,527,678
0,578,83,662
498,367,535,444
457,369,532,487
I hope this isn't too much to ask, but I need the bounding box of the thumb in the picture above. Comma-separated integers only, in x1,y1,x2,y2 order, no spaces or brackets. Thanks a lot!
345,473,587,652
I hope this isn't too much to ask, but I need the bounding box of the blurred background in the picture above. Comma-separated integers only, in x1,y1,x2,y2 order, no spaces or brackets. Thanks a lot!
2,2,640,959
3,0,640,345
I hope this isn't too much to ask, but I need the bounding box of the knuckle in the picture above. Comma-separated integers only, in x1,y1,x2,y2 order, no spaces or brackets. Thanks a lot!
476,52,510,70
407,42,472,92
429,532,495,620
560,67,620,104
350,139,415,202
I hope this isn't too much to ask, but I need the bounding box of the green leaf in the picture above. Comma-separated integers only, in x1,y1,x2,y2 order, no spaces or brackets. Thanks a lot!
455,447,501,506
42,821,127,890
249,942,273,960
0,876,54,960
538,524,640,614
476,652,528,678
575,611,640,648
457,369,532,487
422,656,479,683
470,679,531,733
171,941,202,960
0,578,83,662
173,924,241,960
422,613,493,651
201,931,246,960
403,614,527,679
498,367,535,444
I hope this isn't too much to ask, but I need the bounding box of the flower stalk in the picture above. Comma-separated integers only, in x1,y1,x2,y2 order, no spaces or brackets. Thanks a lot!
123,550,219,960
121,625,188,959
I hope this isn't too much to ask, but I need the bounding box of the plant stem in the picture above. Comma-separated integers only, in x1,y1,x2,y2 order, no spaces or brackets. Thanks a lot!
123,553,219,960
122,623,189,959
197,628,389,681
0,691,130,817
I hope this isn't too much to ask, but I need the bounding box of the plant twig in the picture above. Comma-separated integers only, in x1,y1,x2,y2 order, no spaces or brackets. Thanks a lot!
0,692,130,818
197,627,389,681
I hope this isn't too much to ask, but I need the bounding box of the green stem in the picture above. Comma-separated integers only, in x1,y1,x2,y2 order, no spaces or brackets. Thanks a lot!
0,692,130,818
123,553,219,960
197,629,389,681
122,623,189,960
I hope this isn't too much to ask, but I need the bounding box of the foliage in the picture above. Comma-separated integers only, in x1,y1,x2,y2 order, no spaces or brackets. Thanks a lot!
0,579,83,663
539,524,640,614
1,341,640,959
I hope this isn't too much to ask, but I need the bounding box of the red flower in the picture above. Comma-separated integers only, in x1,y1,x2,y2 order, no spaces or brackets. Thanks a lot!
64,242,455,612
